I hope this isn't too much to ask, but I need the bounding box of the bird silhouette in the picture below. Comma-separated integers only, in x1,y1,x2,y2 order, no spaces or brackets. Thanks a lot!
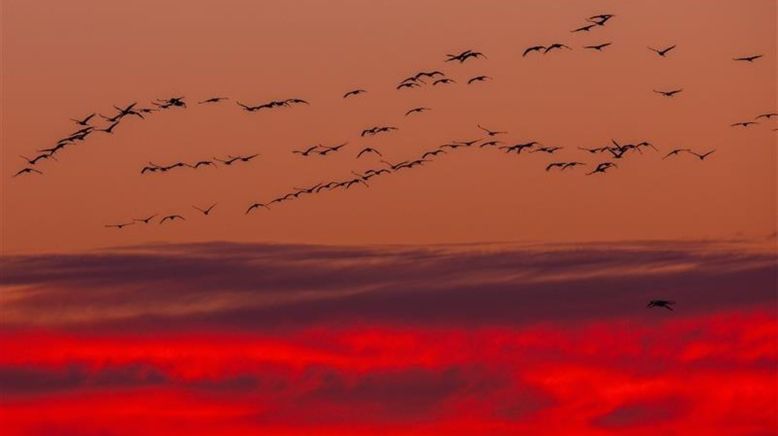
192,160,216,168
96,121,121,134
105,222,134,229
422,149,447,158
648,45,676,57
663,148,691,159
688,149,715,160
433,78,456,86
397,82,421,90
292,145,321,156
71,113,96,126
584,42,612,51
544,43,572,54
133,214,157,224
588,14,614,25
445,50,486,63
246,202,271,214
731,121,759,127
159,215,185,224
733,55,763,62
467,75,492,84
523,45,546,57
19,154,54,165
193,203,217,215
571,23,597,33
654,89,683,97
647,300,675,310
532,146,563,154
198,97,228,104
318,142,348,155
405,107,430,116
343,89,367,99
586,162,617,175
357,147,382,158
13,167,43,177
477,125,507,137
755,113,777,120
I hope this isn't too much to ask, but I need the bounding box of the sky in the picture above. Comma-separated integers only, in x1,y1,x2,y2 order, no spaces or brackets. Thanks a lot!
1,0,777,434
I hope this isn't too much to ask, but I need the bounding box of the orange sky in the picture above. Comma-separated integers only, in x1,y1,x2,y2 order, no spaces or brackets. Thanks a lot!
2,0,776,254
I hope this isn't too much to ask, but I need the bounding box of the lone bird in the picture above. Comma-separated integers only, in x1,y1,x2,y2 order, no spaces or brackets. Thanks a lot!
648,45,676,57
654,89,683,97
405,107,430,116
467,75,492,84
755,113,778,120
733,55,763,62
343,89,367,99
647,300,675,311
544,43,572,54
357,147,382,158
731,121,759,128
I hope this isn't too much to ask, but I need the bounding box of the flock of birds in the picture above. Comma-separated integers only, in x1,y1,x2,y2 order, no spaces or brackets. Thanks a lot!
12,12,774,235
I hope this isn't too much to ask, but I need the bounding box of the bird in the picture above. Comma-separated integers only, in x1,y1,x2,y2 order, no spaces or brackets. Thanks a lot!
96,121,120,133
105,222,134,229
159,215,185,224
71,113,96,126
571,23,597,33
237,102,261,112
467,75,492,84
647,300,675,311
586,162,617,175
405,107,430,116
544,43,572,54
648,45,676,57
193,203,217,215
476,124,508,136
19,154,54,165
292,145,321,156
445,50,486,63
654,89,683,97
545,162,567,171
579,146,611,154
523,45,546,57
479,140,502,148
755,113,778,120
532,146,563,154
588,14,614,25
318,142,348,155
663,148,691,159
284,98,309,106
246,202,271,214
232,154,259,162
192,160,216,168
13,167,43,177
688,149,715,160
584,42,612,51
501,142,539,154
213,156,242,165
433,78,456,86
198,97,228,104
397,82,421,90
343,89,367,99
134,215,157,224
562,162,586,170
140,164,161,174
733,55,763,62
422,149,447,158
731,121,759,128
357,147,382,158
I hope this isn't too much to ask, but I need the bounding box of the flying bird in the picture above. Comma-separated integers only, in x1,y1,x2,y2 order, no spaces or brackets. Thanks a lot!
647,300,675,310
246,202,271,214
586,162,617,175
19,154,54,165
523,45,546,57
532,146,563,154
198,97,228,104
71,113,96,126
433,78,456,86
571,23,597,33
731,121,759,127
663,148,691,159
405,107,430,116
13,167,43,177
422,149,447,158
648,45,676,57
96,121,120,134
733,55,763,62
193,203,217,215
544,43,572,54
688,149,716,160
292,145,321,156
192,160,216,168
134,215,157,224
584,42,612,51
343,89,367,99
159,215,186,224
318,142,348,155
654,89,683,97
105,222,134,229
397,82,421,90
467,75,492,84
755,113,778,120
588,14,614,25
357,147,382,158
